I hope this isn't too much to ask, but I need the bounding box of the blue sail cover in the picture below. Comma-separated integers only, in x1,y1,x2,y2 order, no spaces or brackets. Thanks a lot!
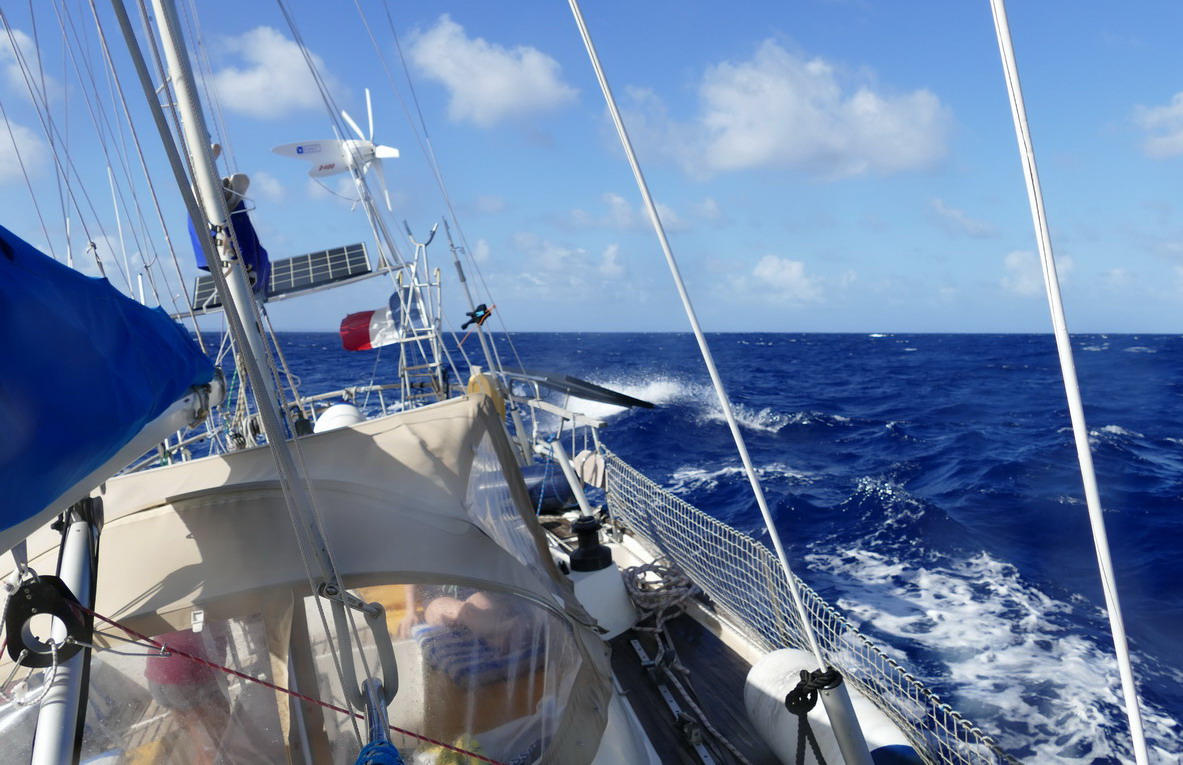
0,224,214,547
188,199,271,296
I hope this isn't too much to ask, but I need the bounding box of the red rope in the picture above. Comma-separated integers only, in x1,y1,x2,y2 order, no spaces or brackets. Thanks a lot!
76,605,509,765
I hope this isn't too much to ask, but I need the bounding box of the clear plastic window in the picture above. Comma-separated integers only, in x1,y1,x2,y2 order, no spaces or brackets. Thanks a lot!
0,612,287,764
302,583,582,764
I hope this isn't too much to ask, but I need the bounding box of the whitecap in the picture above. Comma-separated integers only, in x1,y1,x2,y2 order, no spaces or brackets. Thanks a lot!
806,548,1176,761
668,462,815,493
1088,424,1145,440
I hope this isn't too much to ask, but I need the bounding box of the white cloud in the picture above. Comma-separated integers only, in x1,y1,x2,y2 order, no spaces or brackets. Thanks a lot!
0,119,46,184
1103,268,1130,288
511,231,640,298
1002,251,1043,296
1002,250,1072,296
599,243,625,278
474,195,506,214
408,15,576,128
1134,93,1183,158
0,29,60,101
693,197,728,225
211,27,337,119
929,198,996,238
569,192,685,231
729,255,822,304
251,170,285,202
630,40,950,179
471,238,491,262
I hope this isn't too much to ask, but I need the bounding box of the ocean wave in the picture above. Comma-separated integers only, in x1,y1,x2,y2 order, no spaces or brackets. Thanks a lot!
1089,424,1145,440
701,404,852,433
806,548,1176,762
576,374,852,434
668,462,815,493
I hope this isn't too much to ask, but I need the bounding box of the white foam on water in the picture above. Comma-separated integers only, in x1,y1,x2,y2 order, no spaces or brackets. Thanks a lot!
561,377,688,420
806,547,1179,762
575,374,849,435
668,462,816,493
1090,424,1145,439
1123,346,1157,354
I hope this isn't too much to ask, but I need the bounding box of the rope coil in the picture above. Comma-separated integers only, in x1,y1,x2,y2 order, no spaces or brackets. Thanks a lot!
623,561,752,764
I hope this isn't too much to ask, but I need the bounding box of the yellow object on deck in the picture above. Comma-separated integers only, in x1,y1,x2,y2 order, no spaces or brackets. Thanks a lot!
466,373,505,418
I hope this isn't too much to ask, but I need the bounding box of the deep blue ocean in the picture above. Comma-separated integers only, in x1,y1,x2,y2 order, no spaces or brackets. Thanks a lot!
273,331,1181,763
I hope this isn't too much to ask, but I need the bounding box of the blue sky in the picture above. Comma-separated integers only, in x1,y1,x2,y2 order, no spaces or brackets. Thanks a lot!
2,1,1183,332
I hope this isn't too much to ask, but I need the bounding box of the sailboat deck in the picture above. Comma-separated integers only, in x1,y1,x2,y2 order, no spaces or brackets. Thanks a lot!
611,614,780,764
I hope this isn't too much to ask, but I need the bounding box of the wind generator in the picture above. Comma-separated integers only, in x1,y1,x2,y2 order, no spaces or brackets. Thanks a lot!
274,89,452,411
273,88,400,211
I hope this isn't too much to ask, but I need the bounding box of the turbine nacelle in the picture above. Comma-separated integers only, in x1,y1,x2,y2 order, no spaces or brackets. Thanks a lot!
272,88,399,210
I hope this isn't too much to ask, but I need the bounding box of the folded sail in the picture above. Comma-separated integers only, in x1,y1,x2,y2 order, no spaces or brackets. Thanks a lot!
0,225,214,553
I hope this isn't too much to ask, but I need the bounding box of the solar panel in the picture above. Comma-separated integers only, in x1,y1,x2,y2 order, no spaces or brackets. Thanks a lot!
187,243,377,314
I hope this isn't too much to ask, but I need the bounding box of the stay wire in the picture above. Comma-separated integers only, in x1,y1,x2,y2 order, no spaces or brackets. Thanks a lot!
52,0,147,291
0,95,56,259
120,0,364,743
988,2,1148,762
567,0,829,671
1,8,122,288
367,0,524,378
24,0,70,264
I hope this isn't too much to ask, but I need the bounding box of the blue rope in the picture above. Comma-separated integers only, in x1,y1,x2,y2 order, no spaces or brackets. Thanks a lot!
536,451,554,515
355,740,404,764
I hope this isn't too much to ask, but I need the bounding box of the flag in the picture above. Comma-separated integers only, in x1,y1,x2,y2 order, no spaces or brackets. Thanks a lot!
339,288,420,351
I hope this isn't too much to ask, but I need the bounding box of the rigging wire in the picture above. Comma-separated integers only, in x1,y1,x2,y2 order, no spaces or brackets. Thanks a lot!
118,0,368,744
566,0,831,674
988,2,1149,762
51,0,140,289
1,8,134,295
23,0,70,265
84,0,206,348
358,0,525,378
0,95,57,259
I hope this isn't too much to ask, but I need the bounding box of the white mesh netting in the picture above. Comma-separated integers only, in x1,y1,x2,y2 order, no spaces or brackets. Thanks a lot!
603,450,1017,765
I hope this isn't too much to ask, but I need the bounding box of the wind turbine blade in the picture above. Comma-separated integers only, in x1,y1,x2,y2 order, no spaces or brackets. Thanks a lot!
374,145,400,160
365,88,374,142
341,109,366,142
274,141,332,160
374,160,392,212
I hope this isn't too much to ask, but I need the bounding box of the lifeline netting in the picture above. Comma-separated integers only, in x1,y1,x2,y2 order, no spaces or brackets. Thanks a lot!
603,450,1017,765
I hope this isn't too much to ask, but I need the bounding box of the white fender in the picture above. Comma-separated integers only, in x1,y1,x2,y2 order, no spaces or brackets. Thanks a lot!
745,648,923,765
313,403,365,433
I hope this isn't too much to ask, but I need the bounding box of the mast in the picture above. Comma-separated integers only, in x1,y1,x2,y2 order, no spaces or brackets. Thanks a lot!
145,0,282,412
113,0,400,727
